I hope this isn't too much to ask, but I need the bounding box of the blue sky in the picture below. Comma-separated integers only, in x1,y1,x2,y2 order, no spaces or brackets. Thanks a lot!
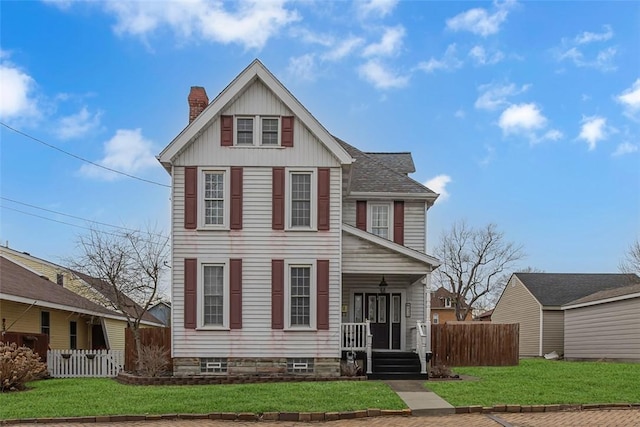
1,0,638,275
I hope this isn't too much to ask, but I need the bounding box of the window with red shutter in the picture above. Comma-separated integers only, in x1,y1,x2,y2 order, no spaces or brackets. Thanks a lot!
230,167,243,230
317,168,330,231
356,201,367,231
271,260,284,329
221,115,233,146
230,259,242,329
184,167,197,230
272,168,285,230
184,258,197,329
281,116,294,147
317,260,329,330
393,201,404,245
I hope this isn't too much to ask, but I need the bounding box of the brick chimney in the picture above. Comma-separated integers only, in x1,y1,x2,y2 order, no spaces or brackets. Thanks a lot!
188,86,209,124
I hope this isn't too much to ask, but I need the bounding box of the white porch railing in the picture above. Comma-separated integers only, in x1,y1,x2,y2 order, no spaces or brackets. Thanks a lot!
47,349,124,378
416,321,428,374
340,321,373,374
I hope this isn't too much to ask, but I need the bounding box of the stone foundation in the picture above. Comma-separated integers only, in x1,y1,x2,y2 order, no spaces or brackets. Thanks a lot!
172,357,341,378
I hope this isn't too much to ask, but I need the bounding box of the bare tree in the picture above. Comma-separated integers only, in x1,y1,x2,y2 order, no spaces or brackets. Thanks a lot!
70,227,169,372
619,239,640,275
434,221,525,320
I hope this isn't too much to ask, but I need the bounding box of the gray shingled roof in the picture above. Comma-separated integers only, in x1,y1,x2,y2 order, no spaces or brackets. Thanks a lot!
515,273,640,307
1,257,121,317
336,137,436,195
365,152,416,174
566,283,640,306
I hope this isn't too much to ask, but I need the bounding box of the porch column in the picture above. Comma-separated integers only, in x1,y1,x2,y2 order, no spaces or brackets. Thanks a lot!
423,272,432,353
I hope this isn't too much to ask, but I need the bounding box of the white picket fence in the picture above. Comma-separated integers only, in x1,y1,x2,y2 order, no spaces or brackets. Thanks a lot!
47,349,124,378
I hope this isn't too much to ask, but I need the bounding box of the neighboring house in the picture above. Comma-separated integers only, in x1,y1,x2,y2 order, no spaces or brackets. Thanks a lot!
474,309,493,322
492,273,640,357
149,301,171,326
1,256,126,351
0,246,164,350
563,283,640,362
157,60,440,378
430,286,472,324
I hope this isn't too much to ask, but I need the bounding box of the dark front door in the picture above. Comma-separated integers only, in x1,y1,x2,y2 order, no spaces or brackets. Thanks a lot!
365,293,390,349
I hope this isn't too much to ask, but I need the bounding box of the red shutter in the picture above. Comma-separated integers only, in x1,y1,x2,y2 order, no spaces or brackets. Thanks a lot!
184,258,197,329
230,259,242,329
356,201,367,231
230,167,243,230
184,167,197,230
317,260,329,330
272,167,285,230
221,115,233,146
271,260,284,329
317,168,330,231
281,116,294,147
393,201,404,245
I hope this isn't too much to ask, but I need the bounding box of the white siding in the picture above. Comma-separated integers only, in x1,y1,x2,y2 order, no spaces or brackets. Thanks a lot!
564,298,640,361
175,81,339,167
342,233,429,274
492,276,542,356
171,166,342,359
542,310,564,355
341,200,426,252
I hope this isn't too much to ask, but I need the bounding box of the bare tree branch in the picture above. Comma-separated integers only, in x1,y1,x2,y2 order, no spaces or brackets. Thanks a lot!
619,239,640,275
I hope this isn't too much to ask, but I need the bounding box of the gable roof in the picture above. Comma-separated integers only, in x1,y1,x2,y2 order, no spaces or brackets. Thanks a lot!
336,138,437,198
365,152,415,174
563,283,640,308
0,256,122,319
515,273,640,307
431,286,469,309
158,59,353,168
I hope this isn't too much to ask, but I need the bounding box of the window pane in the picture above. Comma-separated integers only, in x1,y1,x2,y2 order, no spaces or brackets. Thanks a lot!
354,294,363,323
262,118,278,145
204,173,224,225
290,267,310,326
371,205,389,239
367,296,377,322
237,118,253,145
378,295,387,323
291,173,311,227
203,265,224,326
392,296,400,323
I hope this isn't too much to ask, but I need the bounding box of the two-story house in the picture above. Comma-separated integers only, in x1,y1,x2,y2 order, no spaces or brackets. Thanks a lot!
158,60,440,379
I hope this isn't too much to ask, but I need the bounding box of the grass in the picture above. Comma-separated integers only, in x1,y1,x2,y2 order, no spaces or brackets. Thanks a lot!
0,379,405,420
427,358,640,407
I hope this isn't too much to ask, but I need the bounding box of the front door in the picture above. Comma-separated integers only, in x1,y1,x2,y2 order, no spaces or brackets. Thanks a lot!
365,293,390,349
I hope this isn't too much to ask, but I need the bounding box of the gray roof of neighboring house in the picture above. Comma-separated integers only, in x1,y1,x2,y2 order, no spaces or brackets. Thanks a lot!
336,137,436,195
1,257,121,317
566,283,640,306
515,273,640,307
365,152,416,174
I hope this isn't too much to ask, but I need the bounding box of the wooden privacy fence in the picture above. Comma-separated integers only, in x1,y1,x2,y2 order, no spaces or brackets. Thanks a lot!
47,349,124,377
431,322,519,366
2,331,49,362
125,327,172,372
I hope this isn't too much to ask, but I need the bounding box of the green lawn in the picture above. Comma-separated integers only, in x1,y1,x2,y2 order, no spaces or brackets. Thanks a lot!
0,379,405,420
427,358,640,407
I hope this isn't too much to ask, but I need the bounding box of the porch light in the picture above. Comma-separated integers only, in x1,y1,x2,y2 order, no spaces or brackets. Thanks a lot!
379,276,388,293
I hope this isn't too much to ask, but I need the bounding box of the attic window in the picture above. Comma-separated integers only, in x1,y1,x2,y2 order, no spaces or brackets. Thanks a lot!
445,297,452,308
234,116,280,146
56,273,64,286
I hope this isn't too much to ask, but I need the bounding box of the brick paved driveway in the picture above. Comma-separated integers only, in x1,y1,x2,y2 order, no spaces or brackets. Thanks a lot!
36,409,640,427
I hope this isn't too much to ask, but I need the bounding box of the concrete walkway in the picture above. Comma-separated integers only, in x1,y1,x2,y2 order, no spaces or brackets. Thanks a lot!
384,380,455,416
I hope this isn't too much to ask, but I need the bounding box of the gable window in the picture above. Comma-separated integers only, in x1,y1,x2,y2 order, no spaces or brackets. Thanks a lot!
199,169,230,228
236,118,254,145
234,116,280,146
433,313,439,325
203,265,225,326
445,297,452,308
291,173,311,227
369,203,392,240
41,311,50,336
56,273,64,286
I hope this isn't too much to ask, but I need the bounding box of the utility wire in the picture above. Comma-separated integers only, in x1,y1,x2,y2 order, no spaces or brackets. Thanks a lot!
0,196,169,239
1,122,170,188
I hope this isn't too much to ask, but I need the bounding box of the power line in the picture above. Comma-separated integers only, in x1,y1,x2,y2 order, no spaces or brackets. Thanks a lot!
1,122,170,188
0,196,169,239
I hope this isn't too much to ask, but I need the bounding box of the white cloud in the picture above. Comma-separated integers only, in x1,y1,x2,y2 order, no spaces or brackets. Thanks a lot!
575,25,613,44
79,129,157,180
578,116,608,150
445,2,514,37
362,26,405,57
0,61,38,120
617,79,640,120
454,109,465,119
542,129,563,141
468,45,504,66
475,82,530,110
358,60,409,90
357,0,399,18
498,103,559,143
322,36,365,61
71,0,300,50
287,54,317,81
55,106,102,140
290,28,333,47
416,44,462,73
612,142,638,157
424,175,452,203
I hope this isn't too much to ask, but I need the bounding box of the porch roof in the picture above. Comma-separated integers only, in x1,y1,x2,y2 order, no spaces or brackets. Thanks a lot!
341,224,440,275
